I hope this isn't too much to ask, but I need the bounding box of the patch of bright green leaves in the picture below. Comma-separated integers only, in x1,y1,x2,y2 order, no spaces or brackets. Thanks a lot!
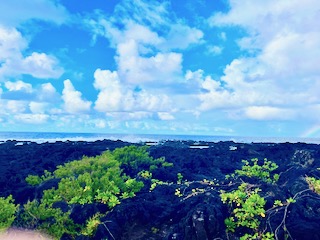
221,158,280,239
22,146,169,239
0,195,19,232
233,158,279,184
20,198,78,238
221,183,267,233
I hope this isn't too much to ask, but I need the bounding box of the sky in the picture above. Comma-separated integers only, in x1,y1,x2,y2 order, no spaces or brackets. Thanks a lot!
0,0,320,138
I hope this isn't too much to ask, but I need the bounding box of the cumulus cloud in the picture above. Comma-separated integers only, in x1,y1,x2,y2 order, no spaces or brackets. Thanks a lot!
5,80,32,92
86,1,203,87
20,52,64,79
62,79,92,114
6,100,28,113
93,69,172,114
29,101,48,114
201,0,320,121
38,83,59,102
0,26,64,80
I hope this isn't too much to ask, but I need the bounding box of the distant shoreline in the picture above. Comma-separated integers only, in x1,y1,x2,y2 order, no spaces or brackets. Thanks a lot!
0,131,320,144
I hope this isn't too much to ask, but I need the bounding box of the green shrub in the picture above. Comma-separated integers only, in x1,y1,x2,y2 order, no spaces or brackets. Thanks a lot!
0,195,19,232
22,146,166,239
20,199,78,239
221,159,281,239
25,175,42,186
235,158,279,183
221,183,267,232
112,145,171,174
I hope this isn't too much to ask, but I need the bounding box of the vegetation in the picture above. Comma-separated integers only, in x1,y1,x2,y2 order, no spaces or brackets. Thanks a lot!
233,158,279,183
306,176,320,194
21,146,171,239
20,199,78,238
5,145,320,239
0,195,19,232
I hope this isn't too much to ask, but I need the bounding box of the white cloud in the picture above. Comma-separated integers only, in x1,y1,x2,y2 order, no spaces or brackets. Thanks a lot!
201,0,320,121
117,45,183,85
158,112,175,121
14,113,49,124
207,45,223,55
5,80,32,92
6,100,28,113
0,26,27,60
38,83,59,102
21,52,64,79
29,102,48,114
219,32,227,41
93,119,107,128
93,69,172,116
0,26,64,80
0,0,68,27
161,23,204,50
62,79,92,114
242,106,296,120
86,1,204,87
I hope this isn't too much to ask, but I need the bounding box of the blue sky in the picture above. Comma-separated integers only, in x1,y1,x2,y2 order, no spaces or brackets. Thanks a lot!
0,0,320,138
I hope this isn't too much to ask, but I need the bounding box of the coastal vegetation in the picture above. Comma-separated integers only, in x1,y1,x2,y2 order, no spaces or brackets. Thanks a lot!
0,195,19,232
172,157,319,239
1,141,320,239
21,146,172,239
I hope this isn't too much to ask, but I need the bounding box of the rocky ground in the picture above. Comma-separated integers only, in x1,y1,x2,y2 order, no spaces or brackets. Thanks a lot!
1,140,320,239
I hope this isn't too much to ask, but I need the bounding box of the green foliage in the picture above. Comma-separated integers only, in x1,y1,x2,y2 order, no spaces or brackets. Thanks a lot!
240,232,275,240
20,199,78,239
220,183,266,232
149,179,171,191
235,158,279,183
0,195,19,232
221,158,282,239
112,145,172,174
139,170,153,179
175,188,183,197
177,172,183,184
26,151,144,207
306,176,320,194
21,146,166,238
273,200,283,207
25,174,42,186
81,213,102,236
162,161,174,167
25,170,54,186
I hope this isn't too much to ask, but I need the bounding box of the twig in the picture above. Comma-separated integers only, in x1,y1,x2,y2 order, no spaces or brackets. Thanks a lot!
102,221,116,240
274,189,311,240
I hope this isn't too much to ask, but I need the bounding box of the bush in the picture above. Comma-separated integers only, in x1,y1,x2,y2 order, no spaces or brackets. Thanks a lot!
221,183,267,233
22,146,166,239
221,159,281,239
234,158,279,183
0,195,19,232
113,145,171,174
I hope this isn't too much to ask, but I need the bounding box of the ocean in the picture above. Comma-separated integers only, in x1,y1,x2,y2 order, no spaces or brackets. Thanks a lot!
0,131,320,144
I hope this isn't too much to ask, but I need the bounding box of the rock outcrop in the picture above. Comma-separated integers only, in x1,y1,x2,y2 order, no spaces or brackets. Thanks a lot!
1,140,320,239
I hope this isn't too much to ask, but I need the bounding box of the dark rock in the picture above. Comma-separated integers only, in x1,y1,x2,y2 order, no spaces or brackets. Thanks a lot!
1,139,320,239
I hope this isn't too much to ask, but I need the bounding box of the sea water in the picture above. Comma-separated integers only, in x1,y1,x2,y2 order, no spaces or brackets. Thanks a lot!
0,131,320,144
